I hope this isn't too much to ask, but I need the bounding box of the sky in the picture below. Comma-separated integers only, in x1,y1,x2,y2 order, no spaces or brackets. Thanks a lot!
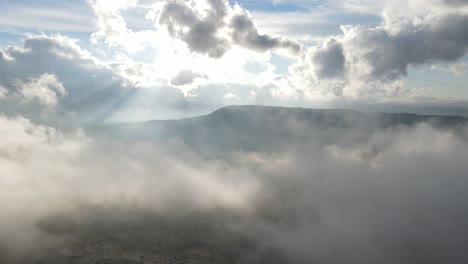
0,0,467,122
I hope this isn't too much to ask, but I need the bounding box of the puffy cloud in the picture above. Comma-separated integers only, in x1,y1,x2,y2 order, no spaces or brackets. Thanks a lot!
0,34,195,123
171,70,206,86
89,0,158,53
0,86,7,99
0,35,128,122
290,5,468,100
86,0,298,106
158,0,231,58
344,14,468,81
230,6,301,54
89,0,130,45
15,73,66,110
156,0,300,58
308,39,345,79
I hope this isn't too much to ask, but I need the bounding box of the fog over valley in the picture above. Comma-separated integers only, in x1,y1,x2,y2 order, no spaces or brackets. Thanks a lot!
1,106,468,263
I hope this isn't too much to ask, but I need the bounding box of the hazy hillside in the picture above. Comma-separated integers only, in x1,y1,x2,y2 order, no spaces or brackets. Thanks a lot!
90,105,468,155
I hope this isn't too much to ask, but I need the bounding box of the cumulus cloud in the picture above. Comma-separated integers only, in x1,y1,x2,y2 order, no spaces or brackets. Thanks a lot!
89,0,130,45
230,6,301,54
157,0,300,58
290,2,468,99
0,86,7,98
344,14,468,81
0,34,199,123
0,33,287,124
89,0,159,53
158,0,231,58
308,38,345,80
0,35,127,122
15,73,66,110
85,0,468,103
171,70,206,86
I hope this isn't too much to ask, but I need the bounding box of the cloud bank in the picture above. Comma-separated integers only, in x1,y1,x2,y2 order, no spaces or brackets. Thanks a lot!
1,109,468,263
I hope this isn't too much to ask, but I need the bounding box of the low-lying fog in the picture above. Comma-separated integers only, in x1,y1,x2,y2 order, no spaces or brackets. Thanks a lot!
1,109,468,263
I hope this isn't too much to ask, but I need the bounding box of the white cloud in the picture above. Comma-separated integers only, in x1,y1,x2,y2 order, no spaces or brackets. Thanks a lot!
89,0,158,53
0,114,259,244
15,73,66,110
287,2,468,101
432,62,468,76
87,0,291,92
2,109,468,263
0,34,127,121
0,86,7,98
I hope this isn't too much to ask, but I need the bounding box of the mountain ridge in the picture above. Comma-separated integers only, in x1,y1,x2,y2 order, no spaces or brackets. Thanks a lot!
89,105,468,156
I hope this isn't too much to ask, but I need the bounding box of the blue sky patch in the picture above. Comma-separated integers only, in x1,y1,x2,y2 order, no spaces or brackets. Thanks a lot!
229,0,316,12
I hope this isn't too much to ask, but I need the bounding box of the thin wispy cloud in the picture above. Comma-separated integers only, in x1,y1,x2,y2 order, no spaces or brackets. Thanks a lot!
0,3,95,33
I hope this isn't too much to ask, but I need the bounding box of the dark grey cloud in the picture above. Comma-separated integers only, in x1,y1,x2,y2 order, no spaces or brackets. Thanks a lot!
157,0,301,58
310,39,345,79
230,11,301,54
349,14,468,81
441,0,468,6
292,12,468,97
158,0,230,58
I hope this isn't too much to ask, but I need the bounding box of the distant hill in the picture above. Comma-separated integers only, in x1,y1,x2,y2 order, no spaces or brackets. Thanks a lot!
89,105,468,155
412,106,468,117
353,104,468,117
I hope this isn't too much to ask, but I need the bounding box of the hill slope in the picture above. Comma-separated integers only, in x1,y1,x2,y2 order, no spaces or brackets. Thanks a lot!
90,105,468,155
